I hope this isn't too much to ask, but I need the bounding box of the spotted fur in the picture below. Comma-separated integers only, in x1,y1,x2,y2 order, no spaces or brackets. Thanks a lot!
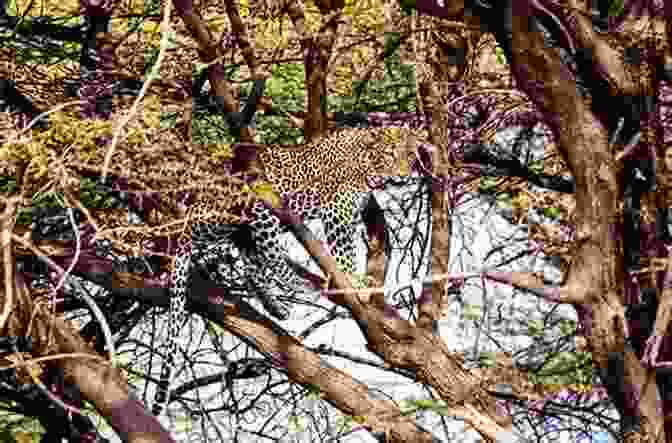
154,127,402,415
152,250,190,416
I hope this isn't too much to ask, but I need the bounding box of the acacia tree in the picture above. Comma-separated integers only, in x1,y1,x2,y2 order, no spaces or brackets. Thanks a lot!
2,0,672,442
428,0,672,441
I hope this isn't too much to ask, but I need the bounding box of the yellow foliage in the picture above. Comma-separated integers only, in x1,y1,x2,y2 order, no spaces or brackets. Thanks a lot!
207,143,233,163
28,152,50,180
0,141,43,163
351,0,385,34
352,415,367,424
0,110,116,179
143,21,161,34
398,158,409,175
343,0,355,16
13,0,78,16
256,17,290,49
142,96,162,128
240,0,250,17
208,15,229,34
352,46,369,70
14,432,35,443
142,21,162,49
45,65,72,82
333,64,353,96
543,383,592,395
303,0,321,34
512,191,529,209
127,128,144,145
111,18,127,34
86,119,113,135
251,181,281,208
382,127,401,145
127,0,145,15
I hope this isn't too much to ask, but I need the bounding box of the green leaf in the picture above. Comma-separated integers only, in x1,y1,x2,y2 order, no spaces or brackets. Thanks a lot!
351,273,368,289
608,0,624,16
528,319,544,336
0,429,17,442
33,191,63,207
412,399,435,409
335,415,353,432
528,160,544,174
16,208,33,225
495,47,507,65
383,32,401,61
145,0,161,15
432,406,451,416
543,207,561,219
464,303,482,321
174,416,193,433
480,176,497,193
496,192,512,209
268,63,305,97
287,415,305,434
144,47,160,76
304,383,321,398
479,351,496,367
398,0,416,16
111,354,130,368
401,398,451,416
7,0,17,15
160,112,177,129
161,30,178,50
0,177,17,194
399,400,419,416
208,321,226,335
145,68,161,81
559,319,576,336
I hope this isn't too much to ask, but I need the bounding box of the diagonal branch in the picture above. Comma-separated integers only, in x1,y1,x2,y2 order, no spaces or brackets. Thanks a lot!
8,271,176,443
272,205,511,440
172,0,263,143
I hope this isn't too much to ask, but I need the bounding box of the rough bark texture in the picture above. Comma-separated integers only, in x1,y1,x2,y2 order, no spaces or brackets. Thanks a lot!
274,207,511,441
6,273,175,443
458,0,672,440
5,0,672,441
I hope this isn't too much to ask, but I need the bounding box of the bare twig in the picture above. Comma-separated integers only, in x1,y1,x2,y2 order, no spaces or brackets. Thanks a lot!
0,196,20,334
101,0,173,180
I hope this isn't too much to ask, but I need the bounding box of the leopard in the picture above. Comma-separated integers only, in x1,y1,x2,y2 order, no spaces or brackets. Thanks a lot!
250,127,401,275
153,126,414,416
257,127,399,206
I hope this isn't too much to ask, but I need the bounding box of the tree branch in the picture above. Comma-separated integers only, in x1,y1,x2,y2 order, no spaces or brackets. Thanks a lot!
272,205,511,440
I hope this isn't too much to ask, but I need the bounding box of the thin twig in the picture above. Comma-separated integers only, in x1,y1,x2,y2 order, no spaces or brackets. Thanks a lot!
101,0,173,180
0,196,20,334
0,352,109,370
321,271,483,299
63,190,100,235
